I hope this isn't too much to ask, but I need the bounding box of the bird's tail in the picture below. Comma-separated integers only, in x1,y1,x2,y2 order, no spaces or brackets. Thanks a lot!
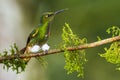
20,47,26,54
20,47,31,64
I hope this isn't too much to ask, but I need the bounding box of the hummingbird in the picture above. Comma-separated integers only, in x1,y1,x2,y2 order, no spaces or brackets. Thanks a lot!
21,9,67,62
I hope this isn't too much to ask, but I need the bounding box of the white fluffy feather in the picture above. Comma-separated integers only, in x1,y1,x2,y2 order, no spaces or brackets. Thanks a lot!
29,45,41,53
41,44,50,51
29,44,50,53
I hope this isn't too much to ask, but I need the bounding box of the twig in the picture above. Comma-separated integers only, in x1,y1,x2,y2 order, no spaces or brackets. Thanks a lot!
0,36,120,63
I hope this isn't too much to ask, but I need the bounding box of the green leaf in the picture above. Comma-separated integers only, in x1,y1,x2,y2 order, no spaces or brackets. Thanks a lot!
62,23,87,77
100,26,120,70
100,42,120,69
106,26,120,37
0,43,27,74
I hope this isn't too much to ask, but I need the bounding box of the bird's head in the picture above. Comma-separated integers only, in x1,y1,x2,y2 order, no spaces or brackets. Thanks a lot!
40,9,68,24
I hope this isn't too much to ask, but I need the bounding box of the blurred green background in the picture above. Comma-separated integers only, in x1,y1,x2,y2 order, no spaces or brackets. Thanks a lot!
0,0,120,80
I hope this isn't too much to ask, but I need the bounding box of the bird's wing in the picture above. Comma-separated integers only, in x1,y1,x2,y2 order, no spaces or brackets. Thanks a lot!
26,28,39,45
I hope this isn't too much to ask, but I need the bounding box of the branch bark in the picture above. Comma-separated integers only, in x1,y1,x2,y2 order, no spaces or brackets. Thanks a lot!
0,36,120,63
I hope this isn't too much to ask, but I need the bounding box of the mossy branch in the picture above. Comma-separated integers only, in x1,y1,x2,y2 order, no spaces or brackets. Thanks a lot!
0,35,120,62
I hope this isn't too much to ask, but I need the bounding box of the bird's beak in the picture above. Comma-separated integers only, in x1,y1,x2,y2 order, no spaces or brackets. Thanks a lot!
54,8,68,15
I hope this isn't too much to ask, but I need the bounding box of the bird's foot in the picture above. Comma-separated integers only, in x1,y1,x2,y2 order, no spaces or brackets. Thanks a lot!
43,50,48,54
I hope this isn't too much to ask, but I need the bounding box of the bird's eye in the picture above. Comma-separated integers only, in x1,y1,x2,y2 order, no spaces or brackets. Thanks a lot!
48,14,53,17
44,14,53,18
